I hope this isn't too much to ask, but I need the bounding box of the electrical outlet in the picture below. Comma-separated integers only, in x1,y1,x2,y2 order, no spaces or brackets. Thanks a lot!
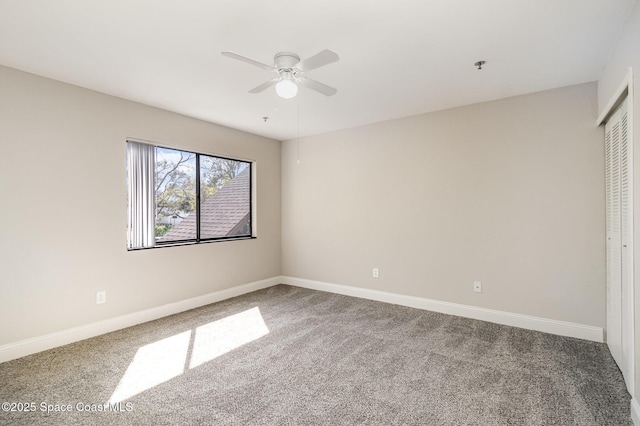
373,268,379,278
96,291,106,304
473,281,482,293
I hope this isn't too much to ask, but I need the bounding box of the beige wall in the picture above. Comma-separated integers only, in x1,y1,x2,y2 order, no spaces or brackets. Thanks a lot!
0,62,607,349
282,82,604,327
598,0,640,407
0,65,281,345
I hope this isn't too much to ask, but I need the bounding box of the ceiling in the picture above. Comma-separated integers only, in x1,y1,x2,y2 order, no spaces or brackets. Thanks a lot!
0,0,636,141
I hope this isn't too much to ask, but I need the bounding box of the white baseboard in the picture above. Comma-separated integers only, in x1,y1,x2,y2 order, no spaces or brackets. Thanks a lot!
0,275,605,364
0,276,280,364
632,398,640,425
280,276,603,343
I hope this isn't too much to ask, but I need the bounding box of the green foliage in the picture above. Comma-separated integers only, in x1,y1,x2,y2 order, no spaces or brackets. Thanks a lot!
155,151,196,220
200,157,244,204
200,184,218,204
154,150,247,219
201,157,243,189
155,224,173,237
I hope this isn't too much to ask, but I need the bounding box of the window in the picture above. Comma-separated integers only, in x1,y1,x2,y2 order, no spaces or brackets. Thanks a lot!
127,141,252,249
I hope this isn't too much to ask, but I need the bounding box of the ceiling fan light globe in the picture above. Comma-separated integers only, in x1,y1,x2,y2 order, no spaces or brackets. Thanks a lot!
275,79,298,99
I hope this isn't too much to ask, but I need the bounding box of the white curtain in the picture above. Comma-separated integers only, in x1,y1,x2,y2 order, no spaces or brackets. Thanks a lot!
127,141,155,249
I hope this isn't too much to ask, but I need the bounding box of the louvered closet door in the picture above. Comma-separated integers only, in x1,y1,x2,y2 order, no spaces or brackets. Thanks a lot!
619,100,632,387
606,109,622,367
605,98,629,374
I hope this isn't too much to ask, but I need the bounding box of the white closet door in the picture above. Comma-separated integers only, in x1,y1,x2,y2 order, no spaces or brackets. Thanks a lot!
606,107,622,368
605,97,630,384
619,100,633,389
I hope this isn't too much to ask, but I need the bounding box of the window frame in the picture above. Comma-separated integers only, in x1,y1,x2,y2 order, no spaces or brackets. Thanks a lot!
127,139,255,250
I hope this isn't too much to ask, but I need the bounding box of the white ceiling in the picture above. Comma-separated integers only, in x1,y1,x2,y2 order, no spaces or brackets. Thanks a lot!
0,0,636,141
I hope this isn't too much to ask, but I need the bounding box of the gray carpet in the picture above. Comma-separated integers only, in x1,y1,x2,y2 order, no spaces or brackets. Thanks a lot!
0,285,631,425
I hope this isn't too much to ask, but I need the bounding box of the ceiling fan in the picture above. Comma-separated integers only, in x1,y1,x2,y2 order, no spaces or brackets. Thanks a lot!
221,49,339,99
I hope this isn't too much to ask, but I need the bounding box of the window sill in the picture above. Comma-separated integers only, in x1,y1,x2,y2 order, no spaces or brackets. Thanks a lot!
127,236,256,251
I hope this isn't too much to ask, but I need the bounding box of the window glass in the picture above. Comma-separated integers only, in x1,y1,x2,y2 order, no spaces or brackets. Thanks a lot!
155,147,196,242
200,156,251,239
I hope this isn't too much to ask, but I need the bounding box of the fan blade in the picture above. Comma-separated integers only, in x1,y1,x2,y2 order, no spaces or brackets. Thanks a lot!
300,49,339,72
299,76,337,96
221,51,275,71
249,78,279,93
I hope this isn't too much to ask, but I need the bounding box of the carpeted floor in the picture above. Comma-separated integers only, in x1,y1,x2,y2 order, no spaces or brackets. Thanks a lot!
0,285,631,425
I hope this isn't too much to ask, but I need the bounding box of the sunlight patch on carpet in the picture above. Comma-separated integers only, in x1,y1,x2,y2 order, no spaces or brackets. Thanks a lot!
108,330,191,404
190,307,269,369
108,307,269,403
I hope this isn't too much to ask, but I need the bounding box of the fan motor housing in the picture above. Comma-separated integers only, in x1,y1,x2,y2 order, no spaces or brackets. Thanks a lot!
274,52,301,69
